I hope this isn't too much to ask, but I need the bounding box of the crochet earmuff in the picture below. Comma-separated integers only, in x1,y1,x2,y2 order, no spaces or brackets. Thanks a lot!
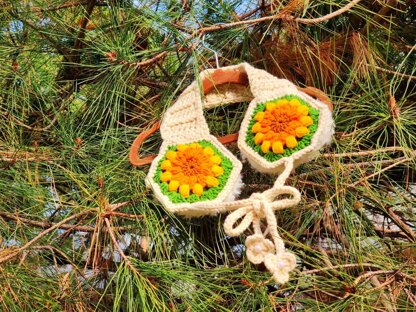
132,63,334,284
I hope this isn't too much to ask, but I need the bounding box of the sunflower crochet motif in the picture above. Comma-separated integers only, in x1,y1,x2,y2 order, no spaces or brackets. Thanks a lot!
245,95,320,162
159,143,225,198
252,98,314,154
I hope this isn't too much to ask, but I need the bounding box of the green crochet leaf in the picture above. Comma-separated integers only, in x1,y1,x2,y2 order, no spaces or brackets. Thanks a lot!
245,95,320,162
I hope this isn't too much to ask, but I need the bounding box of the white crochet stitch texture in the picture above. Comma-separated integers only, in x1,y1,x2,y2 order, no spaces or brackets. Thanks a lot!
146,63,334,284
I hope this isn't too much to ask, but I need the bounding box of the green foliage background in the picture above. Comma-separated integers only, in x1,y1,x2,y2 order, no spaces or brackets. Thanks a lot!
0,0,415,311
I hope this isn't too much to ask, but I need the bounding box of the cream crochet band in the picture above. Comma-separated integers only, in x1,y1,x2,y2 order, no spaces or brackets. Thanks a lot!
146,63,334,284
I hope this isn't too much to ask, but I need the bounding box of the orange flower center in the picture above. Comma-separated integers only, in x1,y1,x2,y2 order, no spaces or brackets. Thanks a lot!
266,110,298,133
175,153,210,179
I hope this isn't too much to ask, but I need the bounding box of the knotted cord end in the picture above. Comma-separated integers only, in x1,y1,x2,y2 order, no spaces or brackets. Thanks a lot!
223,157,299,284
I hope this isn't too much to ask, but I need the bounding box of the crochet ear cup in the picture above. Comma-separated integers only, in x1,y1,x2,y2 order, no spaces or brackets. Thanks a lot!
146,138,242,216
238,89,334,174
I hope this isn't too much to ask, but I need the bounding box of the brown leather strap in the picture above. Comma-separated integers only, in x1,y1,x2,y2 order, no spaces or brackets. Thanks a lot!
202,70,249,94
298,86,333,111
129,122,240,166
129,85,333,167
129,121,160,166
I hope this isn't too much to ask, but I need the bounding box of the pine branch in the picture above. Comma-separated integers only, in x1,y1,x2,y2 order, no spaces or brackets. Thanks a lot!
0,149,58,162
72,0,96,52
0,210,95,232
7,10,71,59
193,0,363,33
108,0,363,70
0,210,93,264
30,0,108,13
372,65,416,81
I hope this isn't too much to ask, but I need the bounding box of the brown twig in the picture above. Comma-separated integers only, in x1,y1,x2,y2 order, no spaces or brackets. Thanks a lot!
301,263,382,275
365,0,399,33
84,216,103,270
1,108,64,133
108,201,131,212
0,211,95,232
348,157,411,188
318,156,411,199
294,0,363,25
362,194,416,242
302,265,416,292
235,6,264,20
321,156,415,241
104,218,142,276
0,149,58,163
352,270,398,287
321,146,412,158
101,211,142,219
10,0,363,80
294,156,410,182
373,226,408,239
189,0,363,34
403,288,416,306
371,65,416,81
106,50,170,70
125,51,170,69
383,206,416,241
73,0,96,51
30,0,107,13
0,210,92,264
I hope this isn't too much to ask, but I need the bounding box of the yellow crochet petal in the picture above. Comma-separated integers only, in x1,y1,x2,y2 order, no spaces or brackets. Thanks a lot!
168,180,179,192
300,116,313,127
252,122,262,133
176,144,188,152
210,155,221,165
160,160,172,170
289,99,301,107
212,165,224,177
203,146,215,156
179,184,190,198
266,102,276,111
192,183,203,196
254,132,264,145
286,136,298,149
295,126,310,138
261,140,271,153
206,176,219,188
166,150,177,161
297,105,309,116
189,143,201,149
272,141,284,154
254,111,265,121
276,99,289,106
161,171,172,182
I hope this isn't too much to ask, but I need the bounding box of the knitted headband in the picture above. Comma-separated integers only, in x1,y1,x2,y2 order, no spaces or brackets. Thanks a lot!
141,63,334,284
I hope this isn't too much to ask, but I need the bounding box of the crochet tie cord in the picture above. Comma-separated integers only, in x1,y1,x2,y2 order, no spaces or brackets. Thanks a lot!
140,63,334,284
